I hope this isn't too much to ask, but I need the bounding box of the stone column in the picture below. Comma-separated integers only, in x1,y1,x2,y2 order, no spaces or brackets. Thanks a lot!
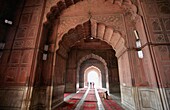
0,0,46,109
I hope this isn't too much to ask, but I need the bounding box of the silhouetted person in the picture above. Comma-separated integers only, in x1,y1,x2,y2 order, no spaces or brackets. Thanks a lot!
105,91,109,100
90,82,92,88
92,82,95,88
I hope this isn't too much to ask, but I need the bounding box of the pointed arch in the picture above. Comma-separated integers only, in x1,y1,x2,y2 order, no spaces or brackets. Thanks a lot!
84,66,102,88
43,0,138,55
77,53,109,91
57,20,126,57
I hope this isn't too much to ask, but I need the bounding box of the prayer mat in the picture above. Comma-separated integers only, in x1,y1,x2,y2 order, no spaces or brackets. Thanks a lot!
56,99,79,110
102,99,124,110
85,94,97,102
88,90,95,94
82,101,98,110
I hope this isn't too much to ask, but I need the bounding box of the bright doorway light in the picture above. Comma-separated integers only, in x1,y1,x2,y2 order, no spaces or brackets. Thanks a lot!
87,70,99,88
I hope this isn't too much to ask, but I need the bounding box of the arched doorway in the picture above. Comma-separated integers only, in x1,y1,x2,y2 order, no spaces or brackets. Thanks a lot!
84,66,102,88
40,20,128,110
31,0,166,110
76,53,110,92
47,19,128,110
87,70,99,88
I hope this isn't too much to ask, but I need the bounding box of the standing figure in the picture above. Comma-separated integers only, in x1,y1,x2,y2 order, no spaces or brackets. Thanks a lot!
105,91,109,100
90,82,92,88
92,82,95,88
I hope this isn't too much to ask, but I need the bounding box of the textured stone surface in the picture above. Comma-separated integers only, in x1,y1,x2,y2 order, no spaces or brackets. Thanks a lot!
138,87,163,110
165,88,170,108
121,86,135,110
0,87,27,109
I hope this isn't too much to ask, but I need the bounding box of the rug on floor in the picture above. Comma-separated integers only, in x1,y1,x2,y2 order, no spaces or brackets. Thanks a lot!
88,90,95,94
102,99,124,110
82,101,98,110
55,99,79,110
85,94,97,102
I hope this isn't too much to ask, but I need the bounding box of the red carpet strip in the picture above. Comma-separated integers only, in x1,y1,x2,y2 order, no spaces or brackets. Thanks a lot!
88,89,95,94
97,89,124,110
82,102,98,110
56,99,79,110
85,94,97,102
103,100,124,110
85,89,97,102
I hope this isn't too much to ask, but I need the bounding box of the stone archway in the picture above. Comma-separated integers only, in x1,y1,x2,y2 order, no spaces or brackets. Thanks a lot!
77,53,109,91
44,2,133,108
44,0,138,52
36,0,165,110
0,0,169,110
84,66,102,88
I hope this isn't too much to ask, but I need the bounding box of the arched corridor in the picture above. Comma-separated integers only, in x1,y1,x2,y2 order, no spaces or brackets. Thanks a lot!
0,0,170,110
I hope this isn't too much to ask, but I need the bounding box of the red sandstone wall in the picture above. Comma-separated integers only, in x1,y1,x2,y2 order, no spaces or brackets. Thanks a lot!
52,56,66,106
0,0,46,109
0,0,45,86
140,0,170,88
120,0,170,88
0,0,24,85
140,1,170,107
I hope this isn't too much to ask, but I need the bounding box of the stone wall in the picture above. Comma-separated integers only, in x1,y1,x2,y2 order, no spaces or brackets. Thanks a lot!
137,87,163,110
0,87,27,110
0,0,45,109
140,0,170,109
52,52,67,106
121,86,164,110
121,86,135,110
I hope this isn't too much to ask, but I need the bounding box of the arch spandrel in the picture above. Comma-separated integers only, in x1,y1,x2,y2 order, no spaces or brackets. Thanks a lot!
45,0,138,43
44,0,138,32
57,15,126,40
57,16,89,38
